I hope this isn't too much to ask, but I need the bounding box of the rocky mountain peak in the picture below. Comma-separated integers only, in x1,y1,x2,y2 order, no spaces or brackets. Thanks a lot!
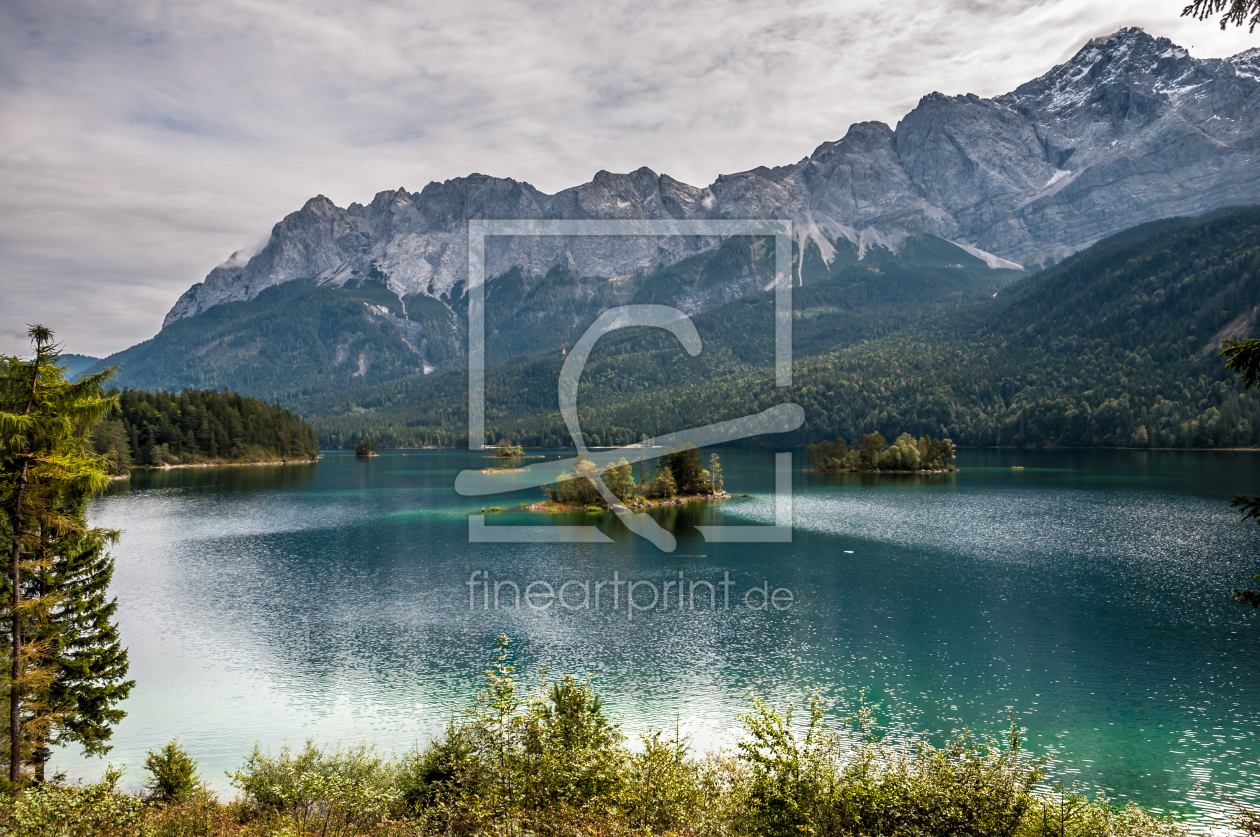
366,188,414,209
301,194,340,215
809,121,895,161
1231,46,1260,80
1003,27,1199,120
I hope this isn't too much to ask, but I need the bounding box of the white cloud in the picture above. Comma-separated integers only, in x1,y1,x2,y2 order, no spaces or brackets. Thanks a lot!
1,0,1255,356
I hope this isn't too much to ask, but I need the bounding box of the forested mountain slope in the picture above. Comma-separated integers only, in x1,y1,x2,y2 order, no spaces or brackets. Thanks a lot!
307,206,1260,450
86,279,444,400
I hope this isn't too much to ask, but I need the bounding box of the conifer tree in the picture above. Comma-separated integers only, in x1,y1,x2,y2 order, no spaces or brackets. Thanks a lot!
660,446,709,495
0,326,125,781
1182,0,1260,32
29,516,133,780
1219,338,1260,609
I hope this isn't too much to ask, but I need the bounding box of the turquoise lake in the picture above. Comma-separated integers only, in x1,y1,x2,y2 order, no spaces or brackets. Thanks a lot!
58,448,1260,830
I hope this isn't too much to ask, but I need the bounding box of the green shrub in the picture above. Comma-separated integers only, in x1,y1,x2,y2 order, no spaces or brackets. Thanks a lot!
272,771,401,837
1017,787,1186,837
3,766,145,837
145,739,202,803
395,723,482,812
228,740,400,831
735,691,1042,837
737,690,845,836
626,729,713,833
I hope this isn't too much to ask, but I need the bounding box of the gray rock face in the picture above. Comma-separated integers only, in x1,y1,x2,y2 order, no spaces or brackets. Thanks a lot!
165,28,1260,327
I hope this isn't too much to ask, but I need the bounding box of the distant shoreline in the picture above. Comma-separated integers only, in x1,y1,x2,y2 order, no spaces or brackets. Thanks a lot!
809,467,957,474
120,457,321,477
323,445,1260,453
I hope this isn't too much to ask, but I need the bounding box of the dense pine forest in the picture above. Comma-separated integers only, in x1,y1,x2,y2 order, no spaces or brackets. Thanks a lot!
310,207,1260,451
91,389,320,474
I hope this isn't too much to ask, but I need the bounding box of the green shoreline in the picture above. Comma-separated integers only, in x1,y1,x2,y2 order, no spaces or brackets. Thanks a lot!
114,457,321,478
809,466,958,474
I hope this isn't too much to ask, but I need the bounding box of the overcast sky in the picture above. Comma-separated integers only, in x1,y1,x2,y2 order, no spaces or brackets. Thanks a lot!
0,0,1255,357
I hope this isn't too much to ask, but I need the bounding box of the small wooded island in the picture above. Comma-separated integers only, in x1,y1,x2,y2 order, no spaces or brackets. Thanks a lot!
533,446,727,511
807,432,957,473
492,444,525,459
91,388,321,475
354,437,380,457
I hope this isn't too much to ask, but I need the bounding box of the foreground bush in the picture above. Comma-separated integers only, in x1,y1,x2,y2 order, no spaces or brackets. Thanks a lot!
145,741,202,804
0,766,144,837
0,637,1203,836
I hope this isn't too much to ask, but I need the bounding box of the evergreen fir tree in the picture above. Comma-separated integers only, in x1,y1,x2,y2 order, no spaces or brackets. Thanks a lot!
29,515,134,779
0,326,126,781
660,446,708,495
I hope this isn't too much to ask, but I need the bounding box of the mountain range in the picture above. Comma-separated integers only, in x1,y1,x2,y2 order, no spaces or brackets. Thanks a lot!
88,27,1260,445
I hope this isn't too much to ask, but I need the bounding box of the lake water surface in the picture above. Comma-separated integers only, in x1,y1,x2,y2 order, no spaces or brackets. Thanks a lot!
59,448,1260,830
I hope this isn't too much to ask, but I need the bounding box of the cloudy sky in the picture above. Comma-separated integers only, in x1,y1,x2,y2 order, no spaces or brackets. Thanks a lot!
0,0,1255,357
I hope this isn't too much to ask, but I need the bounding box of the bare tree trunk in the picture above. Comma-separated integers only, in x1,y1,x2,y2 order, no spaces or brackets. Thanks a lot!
31,530,48,785
9,356,39,782
9,456,29,783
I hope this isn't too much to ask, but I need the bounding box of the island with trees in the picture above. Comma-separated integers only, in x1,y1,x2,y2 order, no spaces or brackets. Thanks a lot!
354,437,379,457
492,444,525,460
535,446,727,511
90,388,320,476
807,432,957,473
478,443,527,471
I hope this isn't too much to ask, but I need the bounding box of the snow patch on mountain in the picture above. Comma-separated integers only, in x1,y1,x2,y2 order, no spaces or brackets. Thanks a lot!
949,241,1024,271
858,227,905,260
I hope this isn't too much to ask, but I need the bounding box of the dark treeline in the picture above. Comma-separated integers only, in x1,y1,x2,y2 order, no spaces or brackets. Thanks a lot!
308,207,1260,452
92,389,320,473
808,433,957,471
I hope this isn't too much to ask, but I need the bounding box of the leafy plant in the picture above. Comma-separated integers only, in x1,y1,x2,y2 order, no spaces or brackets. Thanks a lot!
2,766,145,837
144,739,202,803
229,741,397,816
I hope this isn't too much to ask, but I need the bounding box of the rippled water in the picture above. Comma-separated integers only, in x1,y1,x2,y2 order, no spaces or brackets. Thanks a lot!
55,448,1260,831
